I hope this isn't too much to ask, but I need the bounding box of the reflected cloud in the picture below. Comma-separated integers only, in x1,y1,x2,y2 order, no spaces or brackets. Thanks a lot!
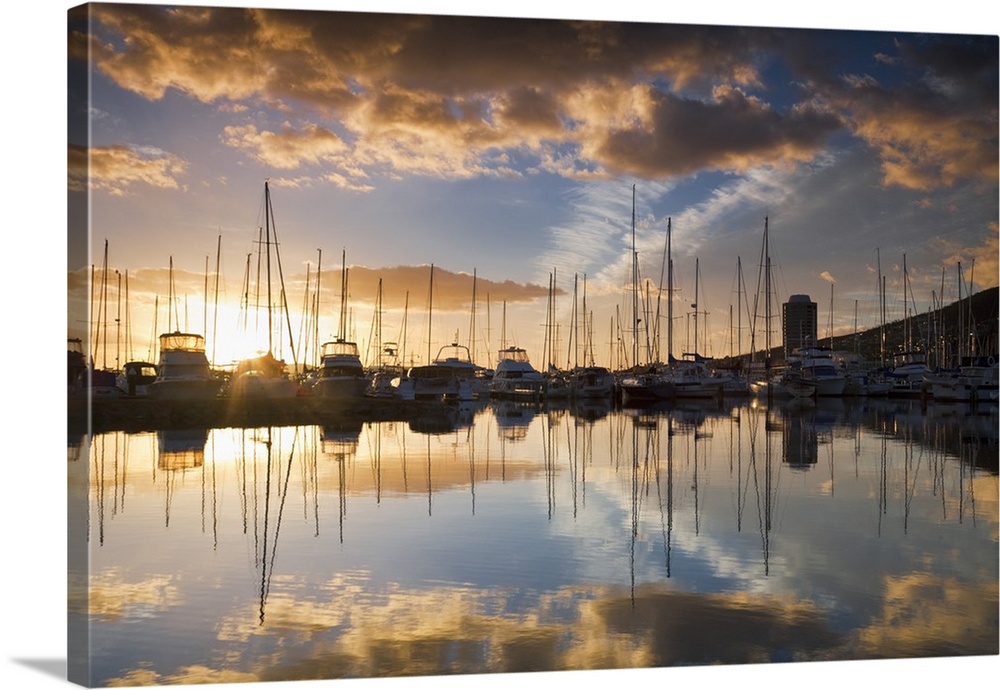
79,568,182,622
95,565,1000,684
855,573,999,658
106,666,259,686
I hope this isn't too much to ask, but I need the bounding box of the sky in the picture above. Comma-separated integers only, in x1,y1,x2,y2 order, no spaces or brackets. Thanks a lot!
65,1,998,374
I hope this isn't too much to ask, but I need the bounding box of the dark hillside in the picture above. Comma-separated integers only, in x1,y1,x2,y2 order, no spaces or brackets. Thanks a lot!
719,286,998,367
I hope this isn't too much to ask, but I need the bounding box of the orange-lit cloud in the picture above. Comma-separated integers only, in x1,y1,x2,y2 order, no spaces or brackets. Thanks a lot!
221,123,348,169
931,222,1000,289
303,264,553,312
68,143,187,195
854,573,999,658
102,579,849,685
73,7,849,184
834,38,998,191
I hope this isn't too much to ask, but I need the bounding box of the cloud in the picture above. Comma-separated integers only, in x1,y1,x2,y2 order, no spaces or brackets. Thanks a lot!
324,264,552,312
68,143,187,195
831,36,998,190
930,222,1000,289
593,86,843,178
820,271,836,283
74,7,888,184
221,123,348,169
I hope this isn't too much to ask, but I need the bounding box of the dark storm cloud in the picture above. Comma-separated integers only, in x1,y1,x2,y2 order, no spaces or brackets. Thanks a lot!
596,86,843,177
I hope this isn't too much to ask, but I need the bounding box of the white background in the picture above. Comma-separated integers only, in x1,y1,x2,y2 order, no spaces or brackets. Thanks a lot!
4,1,997,688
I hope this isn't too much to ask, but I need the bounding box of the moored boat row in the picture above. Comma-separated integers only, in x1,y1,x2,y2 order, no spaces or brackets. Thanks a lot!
69,328,997,410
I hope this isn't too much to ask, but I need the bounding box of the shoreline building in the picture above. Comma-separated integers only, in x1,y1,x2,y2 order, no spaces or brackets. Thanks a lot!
783,294,817,356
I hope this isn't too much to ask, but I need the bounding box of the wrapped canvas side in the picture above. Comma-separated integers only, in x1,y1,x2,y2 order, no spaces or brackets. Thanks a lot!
67,4,94,687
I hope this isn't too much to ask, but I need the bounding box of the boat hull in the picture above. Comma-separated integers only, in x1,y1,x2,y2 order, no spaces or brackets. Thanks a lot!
148,378,222,400
312,377,369,400
620,375,674,404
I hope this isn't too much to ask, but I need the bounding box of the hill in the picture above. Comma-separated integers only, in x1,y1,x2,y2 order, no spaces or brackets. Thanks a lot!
720,285,998,368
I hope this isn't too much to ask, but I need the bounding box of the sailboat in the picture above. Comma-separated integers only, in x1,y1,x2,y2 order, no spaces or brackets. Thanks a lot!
669,257,723,399
312,249,369,399
885,254,930,398
366,277,415,400
619,185,675,404
231,181,300,399
747,217,792,399
568,274,616,399
406,264,483,401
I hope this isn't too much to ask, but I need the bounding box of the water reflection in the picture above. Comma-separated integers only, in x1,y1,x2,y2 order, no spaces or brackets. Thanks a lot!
71,398,998,686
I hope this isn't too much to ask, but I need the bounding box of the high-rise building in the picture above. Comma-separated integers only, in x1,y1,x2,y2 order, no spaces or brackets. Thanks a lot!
783,294,817,354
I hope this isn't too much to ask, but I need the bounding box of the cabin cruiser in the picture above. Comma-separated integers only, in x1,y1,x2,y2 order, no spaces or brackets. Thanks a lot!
490,346,546,401
569,365,616,399
408,343,483,401
148,332,222,399
311,339,369,399
785,347,847,397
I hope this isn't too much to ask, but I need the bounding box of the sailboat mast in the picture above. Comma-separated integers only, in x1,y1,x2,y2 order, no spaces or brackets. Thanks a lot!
150,295,158,361
764,217,772,370
653,218,669,363
571,273,578,369
631,184,639,369
737,256,743,362
124,270,132,362
99,240,109,368
937,267,946,367
401,290,409,367
957,262,964,360
168,254,176,335
315,248,322,367
829,283,834,349
212,234,221,366
876,248,884,366
427,263,434,364
583,274,592,366
339,249,348,341
375,277,383,366
203,255,209,339
693,257,699,356
300,262,312,364
854,300,860,356
550,269,557,369
547,271,553,369
264,181,299,367
503,300,510,351
116,270,122,370
265,182,274,352
903,253,911,354
468,268,478,362
667,218,673,365
969,259,978,355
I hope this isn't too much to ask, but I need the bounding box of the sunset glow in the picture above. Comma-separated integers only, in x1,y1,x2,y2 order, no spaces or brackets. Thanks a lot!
66,2,998,374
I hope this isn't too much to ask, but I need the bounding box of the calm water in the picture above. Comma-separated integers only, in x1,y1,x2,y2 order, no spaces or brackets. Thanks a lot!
68,398,998,686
